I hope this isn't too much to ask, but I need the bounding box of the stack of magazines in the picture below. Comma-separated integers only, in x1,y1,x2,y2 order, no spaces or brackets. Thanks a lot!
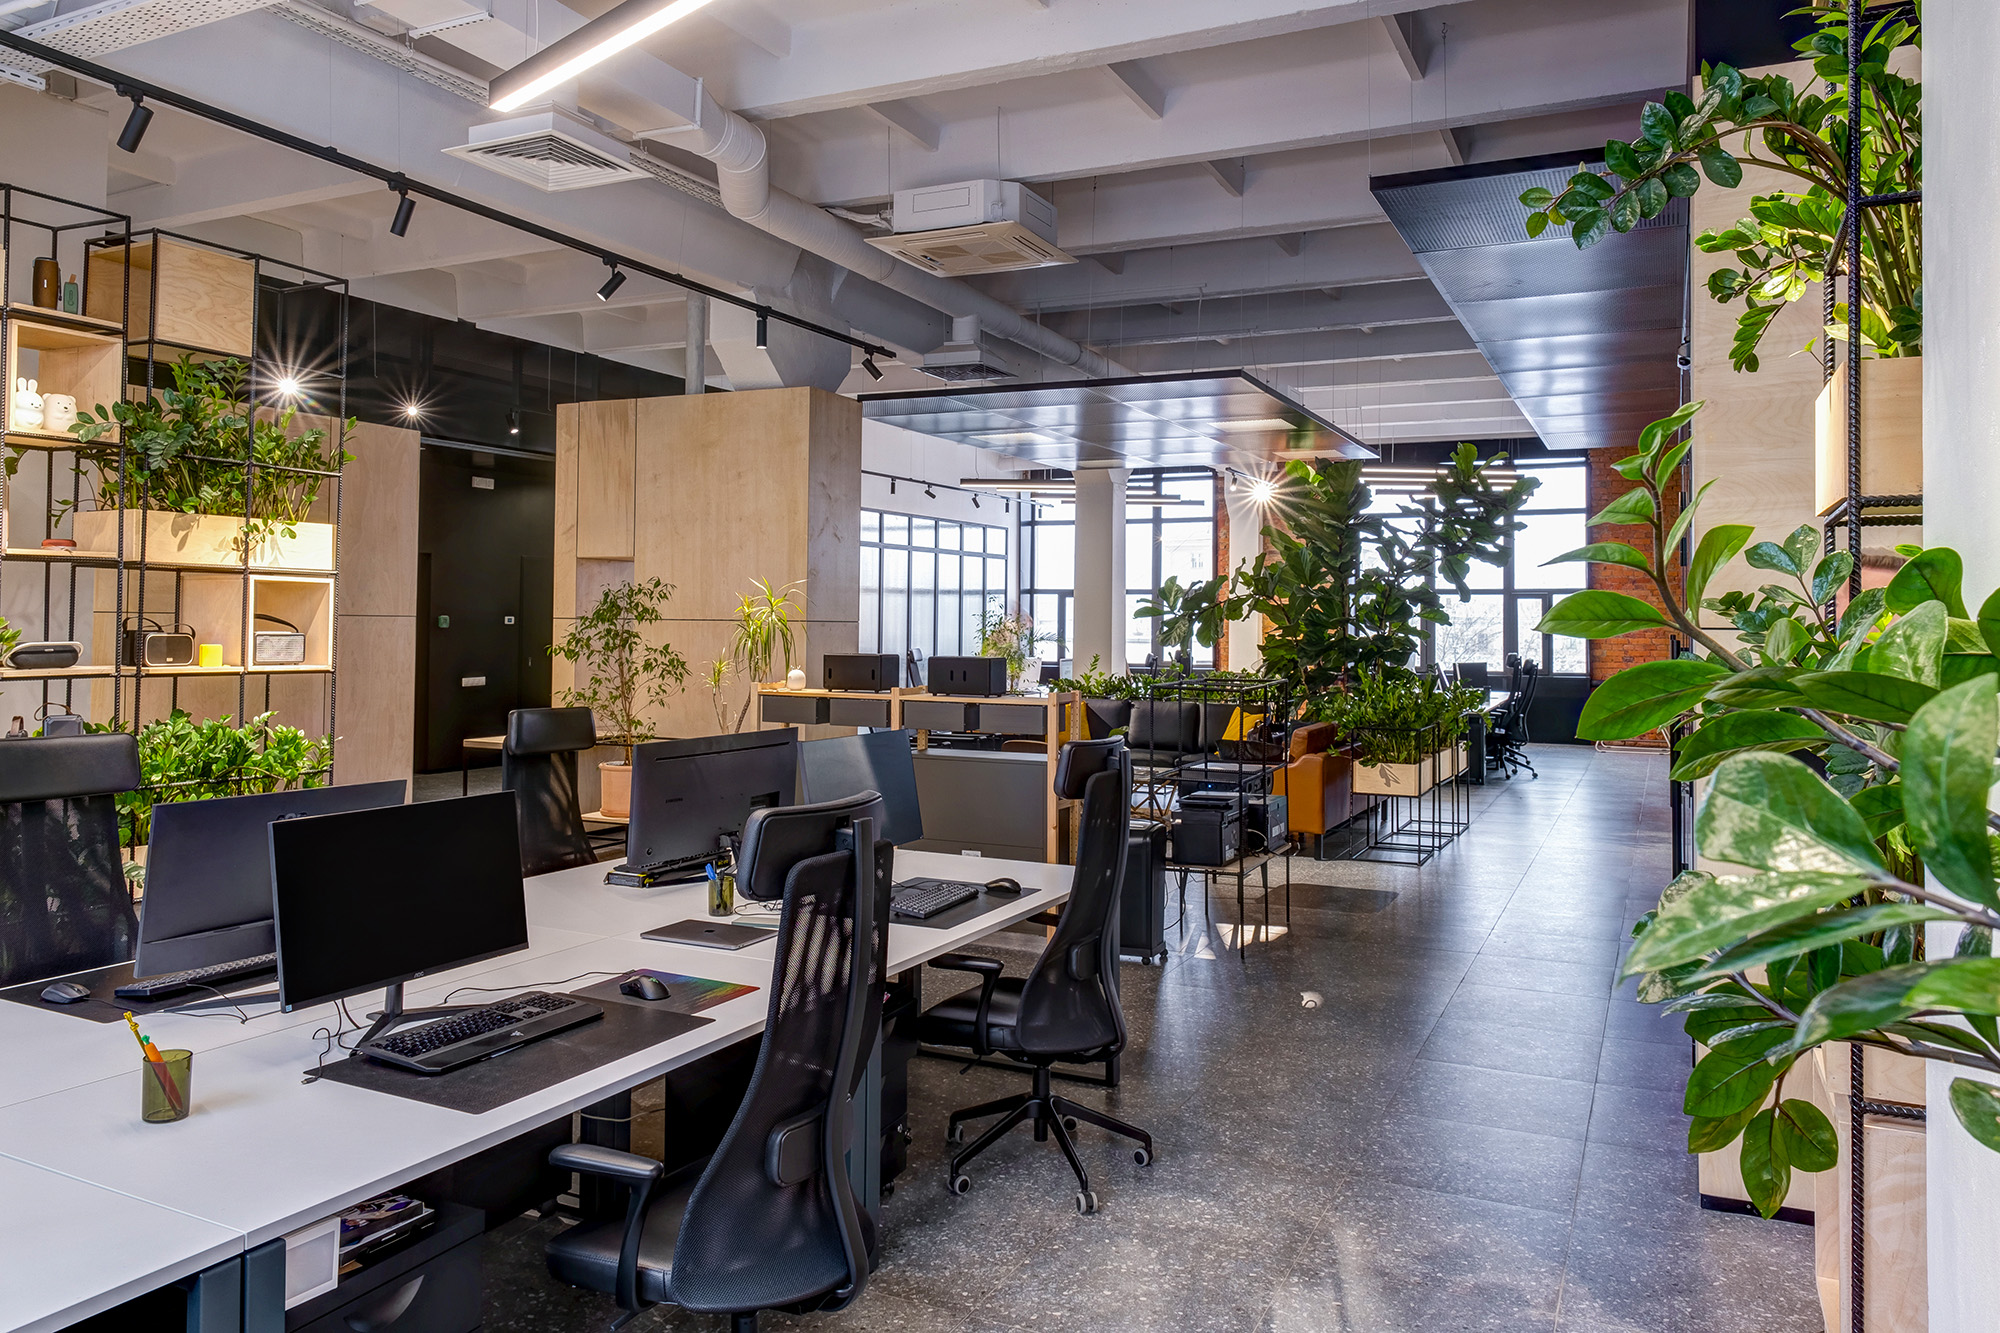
338,1194,435,1261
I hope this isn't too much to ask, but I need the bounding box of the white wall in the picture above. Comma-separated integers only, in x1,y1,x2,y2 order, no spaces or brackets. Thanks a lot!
1924,4,2000,1327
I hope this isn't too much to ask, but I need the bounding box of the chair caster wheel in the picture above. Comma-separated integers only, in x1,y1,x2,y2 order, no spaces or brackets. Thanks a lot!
946,1124,964,1145
1134,1148,1152,1167
901,1129,914,1146
880,1183,895,1200
949,1174,972,1196
1075,1190,1098,1215
1061,1116,1078,1134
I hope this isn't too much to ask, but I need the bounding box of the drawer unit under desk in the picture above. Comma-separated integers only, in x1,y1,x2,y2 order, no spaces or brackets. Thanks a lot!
288,1202,484,1333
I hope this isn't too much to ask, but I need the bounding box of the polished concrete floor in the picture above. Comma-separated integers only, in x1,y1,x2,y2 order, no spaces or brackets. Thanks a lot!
476,744,1822,1332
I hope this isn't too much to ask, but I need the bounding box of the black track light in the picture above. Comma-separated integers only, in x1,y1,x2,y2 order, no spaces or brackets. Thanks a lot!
116,95,153,154
506,408,521,437
971,494,980,508
889,478,896,495
596,263,626,301
390,189,415,238
862,355,883,381
755,309,769,349
924,484,937,500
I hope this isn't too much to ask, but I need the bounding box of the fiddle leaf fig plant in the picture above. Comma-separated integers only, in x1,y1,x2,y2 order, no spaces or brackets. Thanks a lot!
1134,574,1228,664
1518,4,1920,371
549,578,691,750
1537,400,2000,1216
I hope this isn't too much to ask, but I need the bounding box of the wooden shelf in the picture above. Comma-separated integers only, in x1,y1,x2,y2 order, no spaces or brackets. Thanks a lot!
4,304,123,337
1,547,332,576
0,427,85,448
0,663,115,681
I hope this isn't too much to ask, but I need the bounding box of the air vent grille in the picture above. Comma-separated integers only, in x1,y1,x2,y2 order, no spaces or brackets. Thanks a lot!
444,111,650,192
868,221,1075,277
923,361,1019,383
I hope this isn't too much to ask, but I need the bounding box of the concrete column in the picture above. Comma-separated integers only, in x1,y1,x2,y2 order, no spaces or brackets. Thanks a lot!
1071,466,1128,674
683,292,707,393
1926,4,2000,1328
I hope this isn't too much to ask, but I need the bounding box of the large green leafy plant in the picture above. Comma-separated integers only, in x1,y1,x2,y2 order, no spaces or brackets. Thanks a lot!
121,709,331,847
1226,445,1538,698
1538,402,2000,1216
1519,4,1920,371
728,578,802,732
550,578,691,749
1134,574,1229,665
1315,673,1485,767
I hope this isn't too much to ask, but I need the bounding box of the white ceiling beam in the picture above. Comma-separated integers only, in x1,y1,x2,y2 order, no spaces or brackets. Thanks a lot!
1105,60,1167,119
110,142,380,228
1273,233,1304,258
862,99,941,152
766,0,1681,205
1440,127,1471,166
1095,253,1125,276
704,0,790,59
1041,280,1453,347
717,0,1434,120
1380,11,1430,80
1197,158,1246,197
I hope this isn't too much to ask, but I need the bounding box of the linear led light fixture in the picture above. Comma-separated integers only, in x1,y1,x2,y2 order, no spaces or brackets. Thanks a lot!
490,0,719,112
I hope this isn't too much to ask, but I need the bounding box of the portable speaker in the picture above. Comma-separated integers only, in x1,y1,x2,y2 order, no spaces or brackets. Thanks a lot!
252,614,306,665
6,641,81,670
926,656,1009,696
120,621,195,668
823,653,899,691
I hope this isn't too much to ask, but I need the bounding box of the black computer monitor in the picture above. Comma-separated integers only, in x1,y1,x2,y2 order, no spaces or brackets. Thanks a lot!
799,729,922,845
626,729,800,869
270,791,529,1015
134,779,406,979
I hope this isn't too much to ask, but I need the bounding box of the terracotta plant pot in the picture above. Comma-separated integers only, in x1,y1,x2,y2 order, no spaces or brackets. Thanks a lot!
598,761,633,819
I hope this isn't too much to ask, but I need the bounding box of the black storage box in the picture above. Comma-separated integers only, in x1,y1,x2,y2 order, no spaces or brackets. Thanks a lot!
1175,760,1273,798
824,653,900,691
1247,794,1288,853
1173,792,1243,866
760,693,830,725
1120,821,1169,963
927,656,1009,696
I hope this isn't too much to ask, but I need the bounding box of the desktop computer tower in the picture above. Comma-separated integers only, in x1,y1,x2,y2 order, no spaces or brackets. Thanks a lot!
926,656,1009,696
1120,821,1169,964
824,653,900,691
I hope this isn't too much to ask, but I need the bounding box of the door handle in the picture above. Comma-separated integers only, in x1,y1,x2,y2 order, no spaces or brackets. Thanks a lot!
343,1274,424,1331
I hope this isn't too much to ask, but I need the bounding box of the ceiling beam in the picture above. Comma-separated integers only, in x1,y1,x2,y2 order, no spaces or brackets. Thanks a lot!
1105,59,1167,119
862,98,941,151
1379,11,1430,80
1115,321,1478,374
705,1,790,59
1040,280,1453,346
1440,127,1471,166
1198,158,1246,197
1273,233,1304,258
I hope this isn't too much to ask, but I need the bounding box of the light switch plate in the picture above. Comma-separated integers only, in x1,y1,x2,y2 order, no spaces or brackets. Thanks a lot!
462,675,486,687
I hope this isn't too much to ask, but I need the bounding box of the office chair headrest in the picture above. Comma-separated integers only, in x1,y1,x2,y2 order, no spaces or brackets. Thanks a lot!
0,732,140,803
1053,738,1125,800
735,790,889,902
506,706,596,756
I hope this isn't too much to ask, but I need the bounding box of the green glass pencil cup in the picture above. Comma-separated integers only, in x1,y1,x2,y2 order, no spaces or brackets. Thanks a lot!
140,1049,192,1123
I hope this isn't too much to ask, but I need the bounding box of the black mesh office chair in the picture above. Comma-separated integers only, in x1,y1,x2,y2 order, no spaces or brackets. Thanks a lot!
0,732,141,986
544,793,891,1332
919,738,1153,1215
501,707,597,875
1488,660,1541,778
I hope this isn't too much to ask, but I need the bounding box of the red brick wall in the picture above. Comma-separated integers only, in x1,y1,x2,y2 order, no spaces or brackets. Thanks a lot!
1586,447,1683,745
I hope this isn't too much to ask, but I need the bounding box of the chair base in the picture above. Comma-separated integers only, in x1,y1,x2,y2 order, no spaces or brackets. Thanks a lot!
945,1064,1152,1212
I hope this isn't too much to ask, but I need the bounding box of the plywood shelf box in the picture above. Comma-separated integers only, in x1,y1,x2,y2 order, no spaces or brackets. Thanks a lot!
3,312,123,444
86,234,255,358
176,572,333,670
69,509,335,573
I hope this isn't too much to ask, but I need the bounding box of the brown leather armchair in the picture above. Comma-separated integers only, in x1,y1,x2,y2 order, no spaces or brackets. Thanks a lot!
1277,722,1363,847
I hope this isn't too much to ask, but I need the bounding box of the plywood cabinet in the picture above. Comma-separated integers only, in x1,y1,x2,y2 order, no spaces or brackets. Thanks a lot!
1815,357,1924,515
86,235,254,358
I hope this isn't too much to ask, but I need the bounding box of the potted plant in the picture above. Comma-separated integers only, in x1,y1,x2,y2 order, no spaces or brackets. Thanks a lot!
67,357,351,569
978,606,1039,693
1051,654,1143,738
1318,674,1481,796
1134,574,1228,667
1536,400,2000,1216
548,578,691,816
119,709,333,849
725,578,801,732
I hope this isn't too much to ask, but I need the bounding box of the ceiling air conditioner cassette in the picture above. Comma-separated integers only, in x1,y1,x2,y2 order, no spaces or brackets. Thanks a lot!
867,180,1075,276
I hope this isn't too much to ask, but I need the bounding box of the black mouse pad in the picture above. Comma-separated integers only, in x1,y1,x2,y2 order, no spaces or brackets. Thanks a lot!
890,889,1028,931
0,960,278,1024
305,998,711,1115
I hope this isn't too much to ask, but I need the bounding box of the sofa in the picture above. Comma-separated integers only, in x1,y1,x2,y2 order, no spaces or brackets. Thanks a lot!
1277,721,1367,845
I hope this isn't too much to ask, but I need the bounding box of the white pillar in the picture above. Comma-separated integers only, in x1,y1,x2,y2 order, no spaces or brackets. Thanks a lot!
1926,6,2000,1328
683,292,707,394
1224,476,1267,673
1071,466,1128,674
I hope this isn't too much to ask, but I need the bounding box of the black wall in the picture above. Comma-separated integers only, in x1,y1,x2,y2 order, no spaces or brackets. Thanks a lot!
1695,0,1818,70
415,446,556,773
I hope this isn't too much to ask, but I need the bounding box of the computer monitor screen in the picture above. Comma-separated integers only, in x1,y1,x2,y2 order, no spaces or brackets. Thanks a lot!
271,792,529,1013
799,729,922,845
626,729,799,868
134,779,407,979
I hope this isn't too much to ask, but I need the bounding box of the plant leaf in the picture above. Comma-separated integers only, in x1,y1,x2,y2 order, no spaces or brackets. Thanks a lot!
1588,488,1657,527
1578,659,1731,741
1623,871,1875,976
1901,958,2000,1014
1886,548,1968,618
1687,1031,1790,1117
1773,1098,1838,1172
1948,1078,2000,1152
1664,478,1717,554
1670,710,1824,780
1781,963,1931,1050
1873,601,1948,688
1812,552,1856,606
1792,670,1938,724
1544,542,1653,573
1745,540,1803,578
1739,1110,1792,1218
1685,524,1753,611
1979,588,2000,659
1694,753,1886,879
1689,1099,1765,1153
1691,903,1954,982
1537,590,1670,639
1901,675,2000,907
1698,144,1744,188
1707,667,1807,710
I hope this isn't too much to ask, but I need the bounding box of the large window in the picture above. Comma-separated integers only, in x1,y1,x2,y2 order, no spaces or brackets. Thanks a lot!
858,510,1010,664
1425,458,1588,676
1020,468,1219,668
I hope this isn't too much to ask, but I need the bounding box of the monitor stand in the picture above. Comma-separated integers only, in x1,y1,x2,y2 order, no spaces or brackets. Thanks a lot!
355,982,477,1048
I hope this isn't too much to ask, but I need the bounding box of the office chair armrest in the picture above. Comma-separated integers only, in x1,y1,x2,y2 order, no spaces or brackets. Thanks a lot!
549,1143,665,1185
930,953,1004,1057
549,1144,663,1315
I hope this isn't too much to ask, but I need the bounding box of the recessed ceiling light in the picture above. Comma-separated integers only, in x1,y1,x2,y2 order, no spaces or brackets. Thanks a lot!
972,431,1054,447
1210,417,1300,433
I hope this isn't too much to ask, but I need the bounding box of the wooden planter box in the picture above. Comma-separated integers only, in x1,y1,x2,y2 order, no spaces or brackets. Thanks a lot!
71,509,334,571
1352,751,1441,796
1815,356,1922,516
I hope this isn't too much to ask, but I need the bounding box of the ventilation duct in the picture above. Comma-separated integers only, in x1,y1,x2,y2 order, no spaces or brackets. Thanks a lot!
628,148,723,210
921,316,1024,383
444,107,650,192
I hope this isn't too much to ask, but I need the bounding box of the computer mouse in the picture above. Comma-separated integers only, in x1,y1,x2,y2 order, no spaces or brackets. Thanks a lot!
620,975,671,1001
41,981,91,1004
983,877,1023,896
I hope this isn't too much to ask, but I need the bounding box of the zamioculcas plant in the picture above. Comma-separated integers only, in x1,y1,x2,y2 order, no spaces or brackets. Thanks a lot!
1536,401,2000,1216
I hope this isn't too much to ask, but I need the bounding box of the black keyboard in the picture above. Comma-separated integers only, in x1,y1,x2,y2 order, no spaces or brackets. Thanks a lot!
358,992,602,1074
115,952,278,1000
891,878,982,920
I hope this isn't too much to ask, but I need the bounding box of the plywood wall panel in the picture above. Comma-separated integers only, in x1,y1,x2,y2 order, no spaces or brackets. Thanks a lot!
575,400,636,561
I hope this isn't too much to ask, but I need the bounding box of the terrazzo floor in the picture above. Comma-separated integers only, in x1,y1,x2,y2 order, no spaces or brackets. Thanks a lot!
454,744,1823,1332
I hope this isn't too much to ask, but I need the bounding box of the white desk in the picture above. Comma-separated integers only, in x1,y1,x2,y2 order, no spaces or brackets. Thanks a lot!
0,848,1069,1333
0,1156,242,1333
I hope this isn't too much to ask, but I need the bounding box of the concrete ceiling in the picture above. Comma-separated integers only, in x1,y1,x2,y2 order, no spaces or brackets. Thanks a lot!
4,0,1693,448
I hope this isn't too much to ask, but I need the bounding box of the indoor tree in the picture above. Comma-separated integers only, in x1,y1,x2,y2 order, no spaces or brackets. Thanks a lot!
1537,401,2000,1216
549,578,691,750
1518,3,1920,371
1133,573,1228,666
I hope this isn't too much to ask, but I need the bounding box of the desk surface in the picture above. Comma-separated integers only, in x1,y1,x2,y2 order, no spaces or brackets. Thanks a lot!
0,847,1069,1333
